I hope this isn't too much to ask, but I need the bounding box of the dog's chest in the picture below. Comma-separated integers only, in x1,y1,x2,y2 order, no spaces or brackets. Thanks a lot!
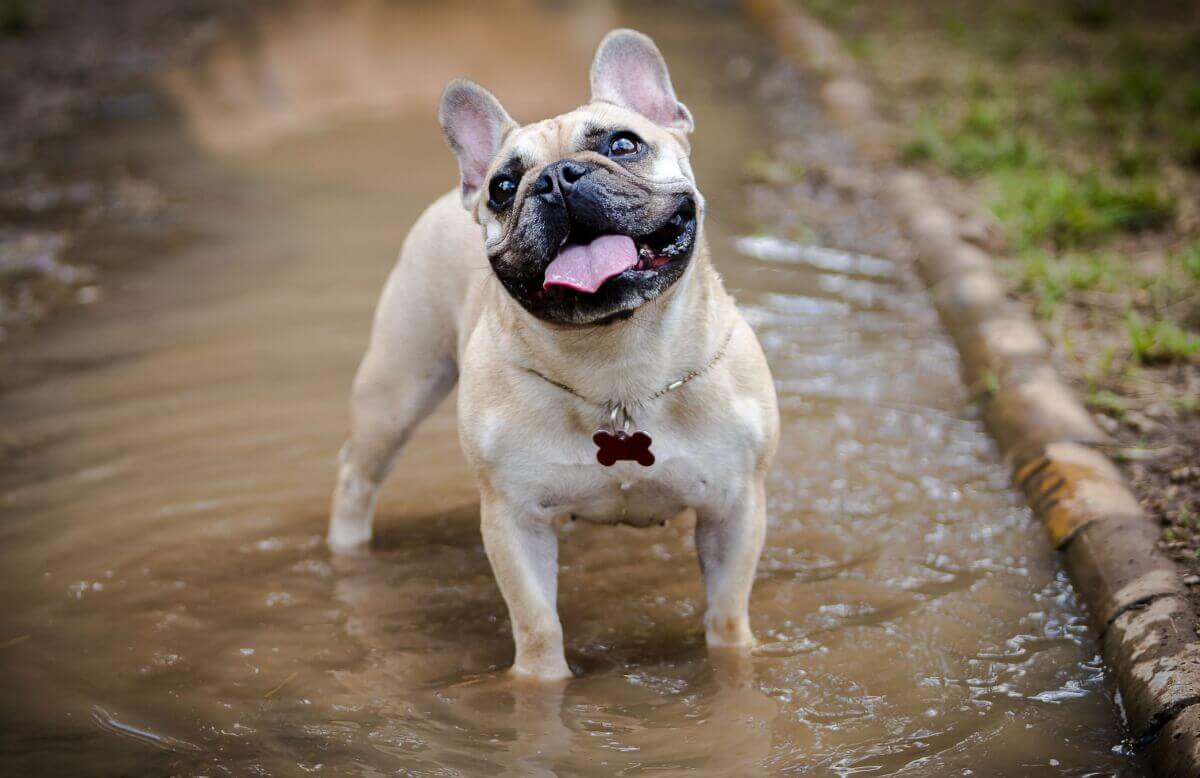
545,460,708,527
463,341,770,527
521,422,732,526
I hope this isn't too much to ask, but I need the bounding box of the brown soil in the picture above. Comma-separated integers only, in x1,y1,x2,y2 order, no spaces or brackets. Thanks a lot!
1055,315,1200,581
1121,415,1200,568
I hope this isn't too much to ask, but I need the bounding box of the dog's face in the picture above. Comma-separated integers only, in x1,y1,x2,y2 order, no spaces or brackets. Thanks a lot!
439,30,702,326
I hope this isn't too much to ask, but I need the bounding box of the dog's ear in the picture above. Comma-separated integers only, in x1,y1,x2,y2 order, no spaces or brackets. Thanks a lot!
590,29,693,134
438,79,518,207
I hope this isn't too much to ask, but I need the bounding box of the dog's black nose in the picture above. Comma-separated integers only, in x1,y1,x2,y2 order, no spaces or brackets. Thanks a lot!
558,161,588,187
534,160,591,201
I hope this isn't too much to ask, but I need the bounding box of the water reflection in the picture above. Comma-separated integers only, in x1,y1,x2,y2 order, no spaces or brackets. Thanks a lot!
163,0,618,151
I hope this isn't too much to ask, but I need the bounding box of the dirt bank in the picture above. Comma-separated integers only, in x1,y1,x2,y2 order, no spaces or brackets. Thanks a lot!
0,0,240,344
775,0,1200,584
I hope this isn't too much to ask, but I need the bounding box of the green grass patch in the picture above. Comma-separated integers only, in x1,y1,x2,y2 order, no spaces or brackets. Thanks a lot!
1139,241,1200,327
991,170,1175,249
901,102,1043,176
823,0,1199,377
898,95,1181,254
1086,345,1121,384
1066,0,1117,30
1175,123,1200,168
1126,312,1200,364
742,151,806,185
1003,249,1118,318
1176,241,1200,282
1087,60,1168,113
1112,143,1160,178
844,35,875,62
0,0,29,35
1185,84,1200,116
800,0,860,26
1086,389,1130,418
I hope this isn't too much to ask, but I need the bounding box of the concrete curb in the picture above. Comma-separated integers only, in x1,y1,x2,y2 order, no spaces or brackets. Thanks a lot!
742,0,1200,771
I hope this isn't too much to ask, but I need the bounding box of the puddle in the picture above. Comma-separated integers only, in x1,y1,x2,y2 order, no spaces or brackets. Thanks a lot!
0,1,1143,775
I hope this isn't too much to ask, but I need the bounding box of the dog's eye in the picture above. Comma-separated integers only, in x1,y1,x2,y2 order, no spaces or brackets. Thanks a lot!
607,132,644,158
487,174,517,209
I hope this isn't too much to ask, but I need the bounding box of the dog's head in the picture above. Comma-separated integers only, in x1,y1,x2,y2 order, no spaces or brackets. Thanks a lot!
438,29,701,326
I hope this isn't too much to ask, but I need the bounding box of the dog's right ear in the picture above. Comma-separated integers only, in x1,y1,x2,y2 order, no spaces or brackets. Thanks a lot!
438,79,518,208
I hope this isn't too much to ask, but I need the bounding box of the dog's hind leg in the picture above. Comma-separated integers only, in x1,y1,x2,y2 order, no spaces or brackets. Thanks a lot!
328,345,457,551
328,244,461,551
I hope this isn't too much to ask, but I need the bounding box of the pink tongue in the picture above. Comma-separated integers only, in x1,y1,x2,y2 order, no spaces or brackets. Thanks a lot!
543,234,638,293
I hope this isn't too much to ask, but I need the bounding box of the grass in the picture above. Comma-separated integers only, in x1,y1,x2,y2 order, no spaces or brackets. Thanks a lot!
977,369,1000,399
899,97,1176,251
1003,241,1200,361
1126,312,1200,364
743,151,806,185
1087,59,1168,114
0,0,29,35
1066,0,1117,31
1003,249,1116,319
1086,388,1131,418
801,0,1200,378
801,0,860,26
900,102,1043,176
1177,125,1200,168
1142,241,1200,327
991,170,1174,250
1177,241,1200,282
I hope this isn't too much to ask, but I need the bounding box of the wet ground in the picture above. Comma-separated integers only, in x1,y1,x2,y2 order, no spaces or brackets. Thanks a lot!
0,0,246,339
0,2,1145,775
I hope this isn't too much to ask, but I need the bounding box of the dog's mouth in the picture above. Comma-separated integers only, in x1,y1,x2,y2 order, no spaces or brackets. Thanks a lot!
542,198,697,294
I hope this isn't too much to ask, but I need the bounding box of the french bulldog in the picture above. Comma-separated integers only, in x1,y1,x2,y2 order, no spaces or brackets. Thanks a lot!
329,29,779,680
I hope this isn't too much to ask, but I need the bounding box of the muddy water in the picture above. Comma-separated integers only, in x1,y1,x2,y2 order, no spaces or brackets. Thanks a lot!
0,2,1142,776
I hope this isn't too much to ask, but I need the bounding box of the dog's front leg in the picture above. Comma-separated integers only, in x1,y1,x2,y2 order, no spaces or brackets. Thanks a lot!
695,477,767,649
480,493,571,681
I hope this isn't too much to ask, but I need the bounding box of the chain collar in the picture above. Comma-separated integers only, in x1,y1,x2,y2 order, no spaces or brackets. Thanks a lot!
521,325,736,425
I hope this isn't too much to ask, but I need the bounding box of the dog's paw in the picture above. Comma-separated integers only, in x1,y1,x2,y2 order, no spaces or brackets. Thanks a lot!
509,659,574,683
705,633,757,651
704,616,756,650
326,525,372,554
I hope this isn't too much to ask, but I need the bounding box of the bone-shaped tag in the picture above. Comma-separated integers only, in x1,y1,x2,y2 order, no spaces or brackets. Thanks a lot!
593,430,655,467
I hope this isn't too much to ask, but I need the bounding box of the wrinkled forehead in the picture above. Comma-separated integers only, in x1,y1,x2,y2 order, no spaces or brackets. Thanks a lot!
494,103,683,171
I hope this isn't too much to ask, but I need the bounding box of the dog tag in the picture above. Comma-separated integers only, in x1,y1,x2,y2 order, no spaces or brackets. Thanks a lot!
593,429,655,467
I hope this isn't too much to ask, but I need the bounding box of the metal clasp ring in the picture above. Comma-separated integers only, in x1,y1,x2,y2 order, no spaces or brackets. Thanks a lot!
608,403,632,434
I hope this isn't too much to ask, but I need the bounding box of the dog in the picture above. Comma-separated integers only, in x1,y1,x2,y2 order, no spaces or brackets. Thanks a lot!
328,29,779,681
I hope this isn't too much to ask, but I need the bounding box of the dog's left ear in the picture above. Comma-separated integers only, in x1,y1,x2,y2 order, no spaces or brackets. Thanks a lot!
590,29,693,134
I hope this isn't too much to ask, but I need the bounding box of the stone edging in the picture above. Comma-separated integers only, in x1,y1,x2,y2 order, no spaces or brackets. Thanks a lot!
741,0,1200,770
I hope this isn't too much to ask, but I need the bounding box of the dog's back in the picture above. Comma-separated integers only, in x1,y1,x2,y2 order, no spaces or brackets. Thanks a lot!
369,189,485,360
328,190,482,548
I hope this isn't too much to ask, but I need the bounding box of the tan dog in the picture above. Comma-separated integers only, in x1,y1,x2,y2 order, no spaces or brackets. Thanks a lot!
329,29,779,680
